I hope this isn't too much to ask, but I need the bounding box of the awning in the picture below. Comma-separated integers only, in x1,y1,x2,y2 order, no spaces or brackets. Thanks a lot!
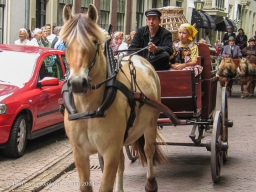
191,9,209,28
203,12,216,29
216,17,237,32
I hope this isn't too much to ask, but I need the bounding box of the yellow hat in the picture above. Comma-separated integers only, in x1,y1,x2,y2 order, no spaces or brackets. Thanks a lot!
180,23,198,41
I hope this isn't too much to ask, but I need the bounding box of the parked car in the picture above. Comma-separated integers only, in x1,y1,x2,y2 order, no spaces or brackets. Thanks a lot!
0,44,67,158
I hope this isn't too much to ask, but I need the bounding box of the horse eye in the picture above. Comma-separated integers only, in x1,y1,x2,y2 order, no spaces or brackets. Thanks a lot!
92,40,98,45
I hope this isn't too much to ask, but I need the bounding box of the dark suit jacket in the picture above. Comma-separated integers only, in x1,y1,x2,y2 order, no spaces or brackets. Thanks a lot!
222,45,242,59
129,26,173,58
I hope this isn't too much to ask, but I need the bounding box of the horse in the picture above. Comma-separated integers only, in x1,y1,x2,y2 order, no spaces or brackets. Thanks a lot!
217,57,237,96
237,58,255,98
60,4,167,192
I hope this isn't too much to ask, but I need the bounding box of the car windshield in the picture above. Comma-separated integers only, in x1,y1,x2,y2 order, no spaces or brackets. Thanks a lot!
0,51,38,85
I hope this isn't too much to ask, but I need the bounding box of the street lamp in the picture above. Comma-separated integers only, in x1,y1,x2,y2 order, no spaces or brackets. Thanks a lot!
194,0,205,11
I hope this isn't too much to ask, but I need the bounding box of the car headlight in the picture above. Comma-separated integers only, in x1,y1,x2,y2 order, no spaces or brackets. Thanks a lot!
0,104,7,114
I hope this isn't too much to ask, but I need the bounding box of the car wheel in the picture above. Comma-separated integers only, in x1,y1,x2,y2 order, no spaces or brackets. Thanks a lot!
3,114,28,158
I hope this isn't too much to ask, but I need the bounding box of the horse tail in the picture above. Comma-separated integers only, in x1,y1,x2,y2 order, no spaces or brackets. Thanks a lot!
131,131,169,166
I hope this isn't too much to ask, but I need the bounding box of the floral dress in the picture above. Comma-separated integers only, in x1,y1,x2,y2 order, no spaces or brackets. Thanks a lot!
170,41,203,77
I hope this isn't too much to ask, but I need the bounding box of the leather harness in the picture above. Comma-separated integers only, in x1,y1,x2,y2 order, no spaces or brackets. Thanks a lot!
60,39,181,142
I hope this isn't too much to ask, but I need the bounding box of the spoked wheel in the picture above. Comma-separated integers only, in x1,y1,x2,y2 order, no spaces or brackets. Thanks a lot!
125,145,137,162
98,153,104,172
210,111,228,183
221,87,229,162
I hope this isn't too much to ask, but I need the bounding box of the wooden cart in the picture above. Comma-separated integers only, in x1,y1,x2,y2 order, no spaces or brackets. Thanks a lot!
157,43,233,182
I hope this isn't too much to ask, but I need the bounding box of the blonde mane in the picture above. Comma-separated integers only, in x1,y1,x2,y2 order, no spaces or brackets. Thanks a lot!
218,58,236,74
237,58,255,74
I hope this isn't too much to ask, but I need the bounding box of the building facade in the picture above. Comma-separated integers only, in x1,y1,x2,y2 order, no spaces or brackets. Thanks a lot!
0,0,256,45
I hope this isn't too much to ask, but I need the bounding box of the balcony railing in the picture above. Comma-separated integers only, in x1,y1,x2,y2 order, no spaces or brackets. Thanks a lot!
203,0,225,11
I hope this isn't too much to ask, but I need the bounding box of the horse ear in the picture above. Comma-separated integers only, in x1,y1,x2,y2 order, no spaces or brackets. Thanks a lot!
63,4,73,23
86,4,98,23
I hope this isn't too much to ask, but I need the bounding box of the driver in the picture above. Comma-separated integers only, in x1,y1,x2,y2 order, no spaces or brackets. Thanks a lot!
128,8,173,71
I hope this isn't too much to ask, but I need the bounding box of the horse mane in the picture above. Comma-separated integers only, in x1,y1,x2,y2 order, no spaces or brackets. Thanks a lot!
218,58,236,73
60,13,108,53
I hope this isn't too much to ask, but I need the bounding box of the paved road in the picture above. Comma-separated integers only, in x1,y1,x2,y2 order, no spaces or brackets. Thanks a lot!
1,84,256,192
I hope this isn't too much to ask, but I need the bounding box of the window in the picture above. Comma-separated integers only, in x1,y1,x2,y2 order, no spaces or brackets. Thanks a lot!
136,0,144,29
176,1,182,7
117,0,125,31
163,0,170,7
40,55,64,80
0,1,4,44
36,0,46,28
81,0,93,13
59,0,73,26
100,0,110,30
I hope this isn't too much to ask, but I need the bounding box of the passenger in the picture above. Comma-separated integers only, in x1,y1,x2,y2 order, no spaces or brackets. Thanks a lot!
235,28,247,51
129,8,173,70
222,36,242,59
222,26,236,46
242,38,256,64
170,23,203,76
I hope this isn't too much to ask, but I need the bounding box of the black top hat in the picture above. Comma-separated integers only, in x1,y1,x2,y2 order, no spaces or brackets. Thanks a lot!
145,8,162,17
228,36,235,41
248,38,255,42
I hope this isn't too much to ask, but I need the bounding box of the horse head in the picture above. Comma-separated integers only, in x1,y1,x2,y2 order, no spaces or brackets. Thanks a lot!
237,57,254,75
218,57,236,75
60,4,109,94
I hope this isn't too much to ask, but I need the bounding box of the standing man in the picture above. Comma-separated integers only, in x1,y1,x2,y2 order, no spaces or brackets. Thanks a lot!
222,26,236,46
129,8,173,70
45,24,56,43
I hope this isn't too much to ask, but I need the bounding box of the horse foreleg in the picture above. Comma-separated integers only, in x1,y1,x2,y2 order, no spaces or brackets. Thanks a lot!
115,148,125,192
100,149,120,192
72,148,92,192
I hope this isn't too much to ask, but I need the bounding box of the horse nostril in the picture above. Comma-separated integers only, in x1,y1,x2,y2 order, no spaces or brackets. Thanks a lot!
82,78,88,88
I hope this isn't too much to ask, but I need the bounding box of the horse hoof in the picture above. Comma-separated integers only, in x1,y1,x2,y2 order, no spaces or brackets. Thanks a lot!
145,184,158,192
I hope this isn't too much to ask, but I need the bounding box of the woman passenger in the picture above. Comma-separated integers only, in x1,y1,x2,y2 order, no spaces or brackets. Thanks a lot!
170,23,203,76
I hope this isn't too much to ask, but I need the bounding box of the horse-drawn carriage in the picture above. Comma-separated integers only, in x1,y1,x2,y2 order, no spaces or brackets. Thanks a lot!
218,57,256,98
60,4,234,192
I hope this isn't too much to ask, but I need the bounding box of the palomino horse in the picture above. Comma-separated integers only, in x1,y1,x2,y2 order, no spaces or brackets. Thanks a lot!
217,57,236,96
60,4,167,192
237,58,255,98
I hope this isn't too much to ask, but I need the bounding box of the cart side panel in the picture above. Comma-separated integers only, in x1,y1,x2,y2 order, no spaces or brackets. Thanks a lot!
157,66,202,119
198,43,218,119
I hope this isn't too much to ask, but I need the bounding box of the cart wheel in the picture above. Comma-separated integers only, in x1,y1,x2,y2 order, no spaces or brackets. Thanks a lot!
221,87,228,162
125,145,137,162
98,153,104,172
211,111,224,183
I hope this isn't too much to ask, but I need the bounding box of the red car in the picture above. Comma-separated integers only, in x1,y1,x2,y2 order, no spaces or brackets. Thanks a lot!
0,44,67,158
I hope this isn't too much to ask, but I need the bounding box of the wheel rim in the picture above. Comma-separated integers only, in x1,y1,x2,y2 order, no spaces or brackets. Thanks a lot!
211,111,223,183
125,145,137,162
17,119,26,153
221,87,228,161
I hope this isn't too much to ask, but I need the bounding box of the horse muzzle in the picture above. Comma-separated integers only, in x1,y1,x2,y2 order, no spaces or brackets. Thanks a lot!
67,75,91,94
